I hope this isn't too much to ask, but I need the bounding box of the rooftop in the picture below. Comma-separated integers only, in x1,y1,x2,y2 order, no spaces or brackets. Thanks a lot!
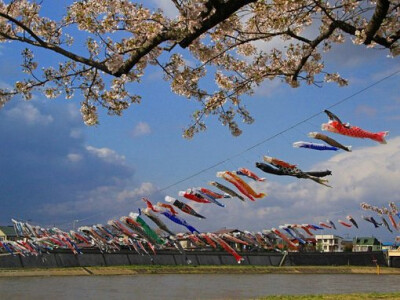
213,228,242,235
353,237,381,245
315,234,343,239
0,226,17,237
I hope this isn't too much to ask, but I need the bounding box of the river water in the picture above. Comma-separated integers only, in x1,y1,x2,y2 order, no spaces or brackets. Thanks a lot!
1,274,399,299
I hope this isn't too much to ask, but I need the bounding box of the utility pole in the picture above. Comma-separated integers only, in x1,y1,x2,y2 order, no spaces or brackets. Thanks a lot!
73,220,79,230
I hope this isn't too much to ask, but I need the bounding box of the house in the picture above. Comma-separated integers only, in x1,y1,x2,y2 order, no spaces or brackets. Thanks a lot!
213,228,243,236
0,226,18,241
213,228,246,252
175,233,202,250
341,239,353,252
353,237,381,252
381,242,398,251
315,234,343,252
177,229,247,251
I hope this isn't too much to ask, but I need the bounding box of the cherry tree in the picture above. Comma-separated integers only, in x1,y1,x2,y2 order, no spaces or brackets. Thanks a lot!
0,0,398,137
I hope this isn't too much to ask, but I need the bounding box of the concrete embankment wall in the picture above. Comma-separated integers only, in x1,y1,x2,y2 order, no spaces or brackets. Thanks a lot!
285,252,387,266
390,257,400,268
0,250,387,269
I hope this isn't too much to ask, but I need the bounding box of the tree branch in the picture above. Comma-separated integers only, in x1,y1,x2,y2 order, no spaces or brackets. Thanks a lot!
0,11,111,75
364,0,390,45
315,0,394,48
170,0,185,15
292,22,338,81
114,31,175,76
179,0,257,48
334,19,392,48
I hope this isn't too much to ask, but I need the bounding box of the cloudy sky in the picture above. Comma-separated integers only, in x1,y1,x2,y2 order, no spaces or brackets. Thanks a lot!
0,1,399,242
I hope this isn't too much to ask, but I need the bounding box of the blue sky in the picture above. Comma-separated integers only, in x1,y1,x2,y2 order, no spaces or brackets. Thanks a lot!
0,1,399,242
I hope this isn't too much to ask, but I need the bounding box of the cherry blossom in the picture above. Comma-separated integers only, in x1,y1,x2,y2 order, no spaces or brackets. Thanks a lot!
0,0,398,138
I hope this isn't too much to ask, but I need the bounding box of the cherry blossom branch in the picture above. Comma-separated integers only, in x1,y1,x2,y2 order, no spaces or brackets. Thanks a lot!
364,0,390,45
292,22,338,82
179,0,257,48
0,11,110,74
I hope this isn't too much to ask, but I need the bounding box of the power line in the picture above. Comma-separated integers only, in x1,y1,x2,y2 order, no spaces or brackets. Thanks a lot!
59,68,399,227
50,212,106,228
157,69,400,193
158,158,231,192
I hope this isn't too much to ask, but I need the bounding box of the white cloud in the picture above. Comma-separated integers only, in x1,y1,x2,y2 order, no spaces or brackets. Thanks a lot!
39,182,158,223
249,20,320,56
5,102,53,125
69,128,82,139
150,0,179,18
195,137,400,240
116,182,158,202
131,121,151,137
370,64,400,81
67,153,83,162
387,115,400,121
147,70,164,81
324,40,384,69
66,103,81,120
0,81,12,89
251,37,289,56
271,137,400,208
355,105,377,118
86,145,126,164
253,78,283,98
0,100,139,228
30,132,400,241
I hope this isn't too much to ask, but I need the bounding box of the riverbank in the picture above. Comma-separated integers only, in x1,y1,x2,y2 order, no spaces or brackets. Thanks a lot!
1,250,390,269
0,265,399,277
258,292,400,299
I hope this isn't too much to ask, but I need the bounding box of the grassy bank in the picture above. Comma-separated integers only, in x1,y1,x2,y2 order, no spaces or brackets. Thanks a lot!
0,265,399,277
258,292,400,299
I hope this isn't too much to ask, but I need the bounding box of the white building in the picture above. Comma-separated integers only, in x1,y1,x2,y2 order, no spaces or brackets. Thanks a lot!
315,234,343,252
